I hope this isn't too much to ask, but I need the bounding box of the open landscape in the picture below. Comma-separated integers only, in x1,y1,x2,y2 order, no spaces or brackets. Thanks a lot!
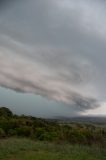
0,107,106,160
0,0,106,160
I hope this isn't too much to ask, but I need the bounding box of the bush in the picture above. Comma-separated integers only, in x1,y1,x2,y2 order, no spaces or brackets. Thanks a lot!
16,126,32,137
8,129,17,136
0,107,13,117
0,128,5,138
35,128,57,141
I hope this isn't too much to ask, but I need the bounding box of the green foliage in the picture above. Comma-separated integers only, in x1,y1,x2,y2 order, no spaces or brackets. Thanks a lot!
8,129,17,136
35,128,57,141
0,138,106,160
0,107,13,117
16,126,32,137
0,128,5,138
0,107,106,147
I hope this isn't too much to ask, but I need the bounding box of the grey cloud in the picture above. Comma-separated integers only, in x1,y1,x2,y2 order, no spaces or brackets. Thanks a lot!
0,0,18,11
68,93,99,111
0,0,106,113
0,47,99,112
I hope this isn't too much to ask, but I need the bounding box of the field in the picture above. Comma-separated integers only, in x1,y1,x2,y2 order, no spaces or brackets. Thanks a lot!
0,107,106,160
0,138,106,160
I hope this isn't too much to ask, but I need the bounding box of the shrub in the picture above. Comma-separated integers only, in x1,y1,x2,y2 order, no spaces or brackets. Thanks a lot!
0,128,5,138
0,107,13,117
16,126,32,137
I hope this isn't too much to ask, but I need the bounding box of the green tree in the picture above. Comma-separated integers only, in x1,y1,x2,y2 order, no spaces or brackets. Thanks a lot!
0,107,13,117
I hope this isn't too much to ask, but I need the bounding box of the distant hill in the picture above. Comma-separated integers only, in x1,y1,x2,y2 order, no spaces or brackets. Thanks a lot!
54,116,106,123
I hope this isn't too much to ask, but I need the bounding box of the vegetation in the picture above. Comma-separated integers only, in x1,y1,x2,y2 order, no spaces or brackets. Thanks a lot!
0,107,13,117
0,138,106,160
0,107,106,147
0,107,106,159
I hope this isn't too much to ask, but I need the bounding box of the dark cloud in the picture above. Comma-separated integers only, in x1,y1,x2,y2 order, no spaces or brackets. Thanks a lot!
0,0,16,10
70,93,99,111
0,0,106,114
0,48,99,111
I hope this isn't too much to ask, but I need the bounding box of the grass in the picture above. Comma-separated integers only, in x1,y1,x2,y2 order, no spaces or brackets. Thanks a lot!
0,138,106,160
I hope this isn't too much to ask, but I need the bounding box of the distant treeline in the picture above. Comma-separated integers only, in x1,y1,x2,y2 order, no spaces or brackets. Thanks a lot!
0,107,106,146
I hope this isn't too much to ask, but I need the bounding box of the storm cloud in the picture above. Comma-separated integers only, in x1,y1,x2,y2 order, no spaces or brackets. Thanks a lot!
0,0,106,114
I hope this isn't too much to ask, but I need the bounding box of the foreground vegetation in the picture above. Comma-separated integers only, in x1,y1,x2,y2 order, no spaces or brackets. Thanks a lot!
0,107,106,147
0,138,106,160
0,107,106,159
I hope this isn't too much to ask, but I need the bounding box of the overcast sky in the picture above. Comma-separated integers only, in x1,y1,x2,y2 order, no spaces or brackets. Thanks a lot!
0,0,106,117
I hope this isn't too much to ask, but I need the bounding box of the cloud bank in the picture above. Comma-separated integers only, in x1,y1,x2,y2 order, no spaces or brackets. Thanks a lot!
0,0,106,113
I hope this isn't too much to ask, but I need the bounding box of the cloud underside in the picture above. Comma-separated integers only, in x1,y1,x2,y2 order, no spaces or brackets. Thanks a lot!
0,47,99,112
0,0,106,112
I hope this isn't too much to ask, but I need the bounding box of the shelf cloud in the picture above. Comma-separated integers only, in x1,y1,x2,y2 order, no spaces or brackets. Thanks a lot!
0,0,106,114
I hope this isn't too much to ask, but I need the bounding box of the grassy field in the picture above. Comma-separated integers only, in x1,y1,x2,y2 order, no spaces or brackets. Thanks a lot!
0,138,105,160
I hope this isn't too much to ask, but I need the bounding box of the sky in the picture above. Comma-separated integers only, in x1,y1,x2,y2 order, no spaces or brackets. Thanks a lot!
0,0,106,117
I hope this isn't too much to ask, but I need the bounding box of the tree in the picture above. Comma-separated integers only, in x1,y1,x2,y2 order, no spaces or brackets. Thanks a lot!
0,107,13,117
